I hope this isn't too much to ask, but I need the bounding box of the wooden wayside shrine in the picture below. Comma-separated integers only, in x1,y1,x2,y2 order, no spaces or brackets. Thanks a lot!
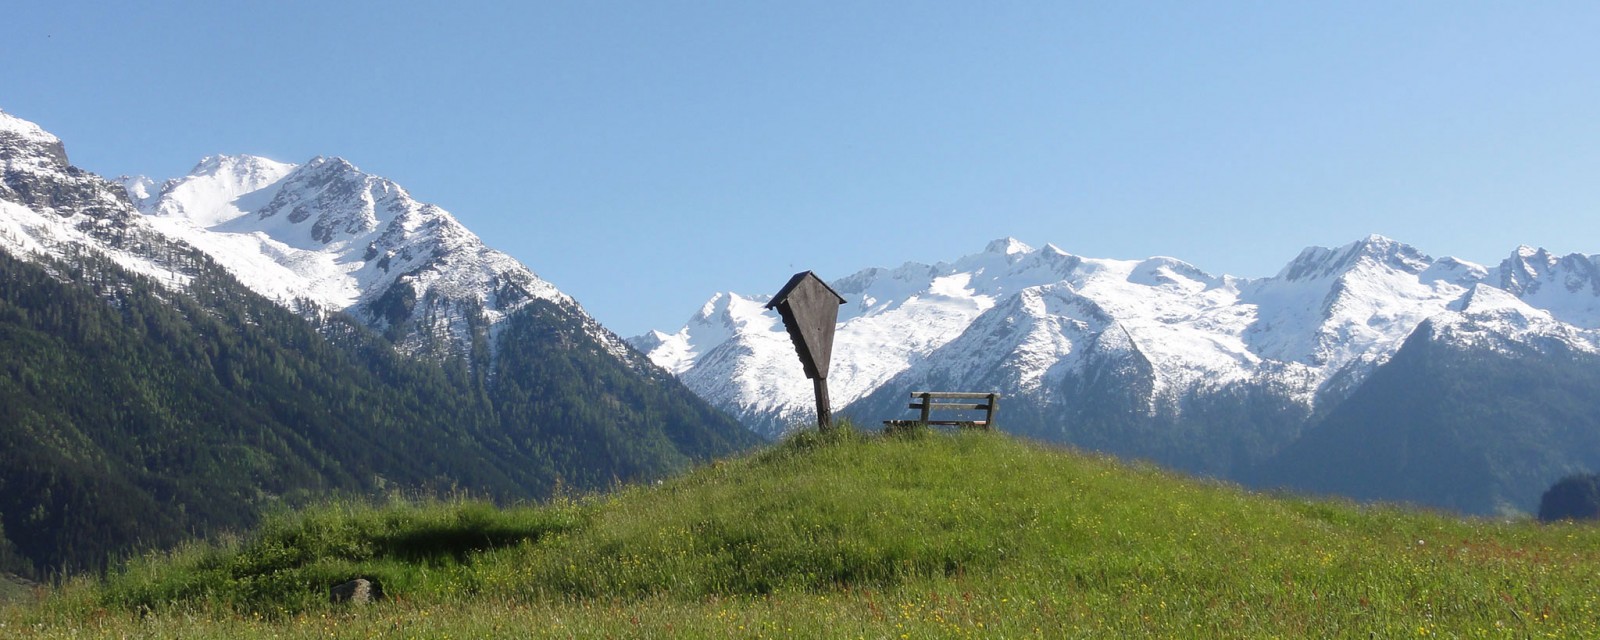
884,391,1000,432
767,271,847,430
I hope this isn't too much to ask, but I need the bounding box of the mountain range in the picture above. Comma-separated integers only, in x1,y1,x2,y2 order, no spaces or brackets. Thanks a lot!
637,237,1600,515
0,108,757,575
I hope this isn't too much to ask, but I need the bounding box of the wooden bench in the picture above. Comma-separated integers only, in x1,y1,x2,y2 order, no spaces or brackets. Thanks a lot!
883,391,999,432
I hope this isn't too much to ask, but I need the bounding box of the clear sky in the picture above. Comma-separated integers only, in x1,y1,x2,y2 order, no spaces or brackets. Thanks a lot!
4,2,1599,336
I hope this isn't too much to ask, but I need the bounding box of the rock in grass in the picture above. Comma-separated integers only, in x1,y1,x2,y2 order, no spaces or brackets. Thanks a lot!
329,578,383,605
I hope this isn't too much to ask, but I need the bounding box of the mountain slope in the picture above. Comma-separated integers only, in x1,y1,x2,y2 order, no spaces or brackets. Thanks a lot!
132,153,573,362
0,245,528,573
1255,288,1600,514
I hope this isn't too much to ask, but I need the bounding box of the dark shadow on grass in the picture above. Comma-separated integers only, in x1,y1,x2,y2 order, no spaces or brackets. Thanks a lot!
371,522,563,563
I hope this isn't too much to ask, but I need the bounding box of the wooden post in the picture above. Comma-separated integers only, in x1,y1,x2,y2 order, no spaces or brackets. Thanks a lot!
919,392,932,425
814,378,832,431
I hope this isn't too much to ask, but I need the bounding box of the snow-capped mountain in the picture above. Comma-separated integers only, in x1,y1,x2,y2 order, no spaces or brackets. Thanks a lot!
0,103,750,457
5,103,628,366
639,235,1600,441
125,153,619,363
634,238,1091,433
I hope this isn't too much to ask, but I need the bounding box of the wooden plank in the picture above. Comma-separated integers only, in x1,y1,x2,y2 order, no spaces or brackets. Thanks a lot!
886,420,991,432
908,402,992,410
888,420,990,425
909,391,995,399
925,402,990,411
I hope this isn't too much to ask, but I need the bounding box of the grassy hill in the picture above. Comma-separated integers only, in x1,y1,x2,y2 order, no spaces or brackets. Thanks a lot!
6,426,1600,638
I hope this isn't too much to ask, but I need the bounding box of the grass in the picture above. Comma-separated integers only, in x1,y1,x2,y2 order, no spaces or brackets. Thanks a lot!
6,425,1600,638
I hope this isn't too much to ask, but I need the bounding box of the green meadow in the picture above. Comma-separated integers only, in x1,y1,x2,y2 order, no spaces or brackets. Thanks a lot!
5,426,1598,638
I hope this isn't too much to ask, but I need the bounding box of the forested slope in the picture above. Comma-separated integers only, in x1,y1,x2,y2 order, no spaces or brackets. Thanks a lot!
0,245,757,576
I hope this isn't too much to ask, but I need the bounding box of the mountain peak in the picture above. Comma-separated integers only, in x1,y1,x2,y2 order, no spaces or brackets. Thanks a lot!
145,155,296,225
695,292,733,321
301,155,359,174
1492,246,1600,327
984,237,1033,256
190,155,231,175
1128,256,1220,290
0,109,69,168
1343,234,1421,261
1498,246,1556,296
1277,235,1430,281
187,154,293,178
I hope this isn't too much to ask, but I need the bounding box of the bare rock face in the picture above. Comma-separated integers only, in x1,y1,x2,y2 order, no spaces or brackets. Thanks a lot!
329,578,383,605
1,110,133,224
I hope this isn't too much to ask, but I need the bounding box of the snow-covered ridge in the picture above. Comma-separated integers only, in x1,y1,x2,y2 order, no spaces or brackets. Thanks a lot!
146,154,296,226
0,109,195,287
1496,246,1600,328
0,109,66,164
1,109,625,366
1432,283,1599,355
638,234,1600,436
126,152,584,358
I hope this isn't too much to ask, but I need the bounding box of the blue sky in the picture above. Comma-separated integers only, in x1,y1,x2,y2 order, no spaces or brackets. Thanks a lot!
5,2,1600,336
